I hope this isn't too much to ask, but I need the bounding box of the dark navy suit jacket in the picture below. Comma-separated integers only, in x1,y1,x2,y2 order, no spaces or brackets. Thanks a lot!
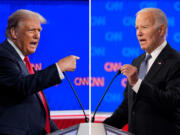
0,40,61,135
104,43,180,135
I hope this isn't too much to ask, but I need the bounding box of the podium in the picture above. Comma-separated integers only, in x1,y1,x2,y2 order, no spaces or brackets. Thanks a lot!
48,123,134,135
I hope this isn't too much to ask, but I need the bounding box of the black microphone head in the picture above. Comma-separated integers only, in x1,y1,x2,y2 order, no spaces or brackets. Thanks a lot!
117,69,121,75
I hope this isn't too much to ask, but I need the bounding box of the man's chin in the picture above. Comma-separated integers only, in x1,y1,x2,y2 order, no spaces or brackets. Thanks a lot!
140,46,146,51
26,50,36,55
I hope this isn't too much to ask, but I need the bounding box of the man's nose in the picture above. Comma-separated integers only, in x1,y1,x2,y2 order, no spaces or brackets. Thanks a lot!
33,30,40,39
137,29,143,37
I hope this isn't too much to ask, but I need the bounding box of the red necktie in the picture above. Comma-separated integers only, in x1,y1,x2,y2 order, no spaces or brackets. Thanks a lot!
24,56,50,133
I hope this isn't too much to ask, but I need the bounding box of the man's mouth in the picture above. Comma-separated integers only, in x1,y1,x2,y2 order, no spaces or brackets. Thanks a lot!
30,41,37,46
139,39,146,44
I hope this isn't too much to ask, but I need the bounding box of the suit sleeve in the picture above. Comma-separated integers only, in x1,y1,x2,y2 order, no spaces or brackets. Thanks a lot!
103,84,128,129
0,56,62,98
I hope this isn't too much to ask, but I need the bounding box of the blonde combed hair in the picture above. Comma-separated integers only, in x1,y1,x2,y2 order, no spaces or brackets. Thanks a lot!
6,9,47,38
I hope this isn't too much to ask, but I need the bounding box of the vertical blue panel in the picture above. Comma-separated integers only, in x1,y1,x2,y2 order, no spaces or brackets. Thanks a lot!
91,0,180,112
0,0,89,110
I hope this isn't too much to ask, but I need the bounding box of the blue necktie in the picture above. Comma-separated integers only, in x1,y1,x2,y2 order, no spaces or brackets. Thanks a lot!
139,54,152,80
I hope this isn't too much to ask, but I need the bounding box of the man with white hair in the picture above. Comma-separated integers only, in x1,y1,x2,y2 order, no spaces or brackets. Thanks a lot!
0,9,79,135
104,8,180,135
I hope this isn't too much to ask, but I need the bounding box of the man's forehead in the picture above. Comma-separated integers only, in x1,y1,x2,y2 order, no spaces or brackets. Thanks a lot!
18,18,41,28
136,11,155,24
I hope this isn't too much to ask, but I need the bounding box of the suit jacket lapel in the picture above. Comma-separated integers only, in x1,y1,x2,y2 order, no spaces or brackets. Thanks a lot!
2,40,46,109
133,44,171,104
134,53,146,72
2,40,29,75
131,53,146,100
144,44,170,81
18,61,30,75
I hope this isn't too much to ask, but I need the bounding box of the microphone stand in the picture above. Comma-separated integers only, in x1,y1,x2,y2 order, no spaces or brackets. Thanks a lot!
91,70,121,122
64,72,89,122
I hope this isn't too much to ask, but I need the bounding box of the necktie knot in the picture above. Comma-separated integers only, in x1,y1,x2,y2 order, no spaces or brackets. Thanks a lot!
24,56,30,63
144,54,152,63
24,56,34,74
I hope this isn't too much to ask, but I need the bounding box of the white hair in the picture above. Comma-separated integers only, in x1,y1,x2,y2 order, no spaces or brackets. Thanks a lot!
136,8,168,38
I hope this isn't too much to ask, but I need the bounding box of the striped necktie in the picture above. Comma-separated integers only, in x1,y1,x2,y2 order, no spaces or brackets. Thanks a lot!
139,54,152,80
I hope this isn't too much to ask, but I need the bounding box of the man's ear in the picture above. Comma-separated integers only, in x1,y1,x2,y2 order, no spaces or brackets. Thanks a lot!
10,27,18,40
159,24,166,37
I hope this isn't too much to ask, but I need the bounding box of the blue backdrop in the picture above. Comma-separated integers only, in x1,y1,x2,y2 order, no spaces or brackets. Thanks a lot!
0,0,89,110
1,0,180,113
91,0,180,112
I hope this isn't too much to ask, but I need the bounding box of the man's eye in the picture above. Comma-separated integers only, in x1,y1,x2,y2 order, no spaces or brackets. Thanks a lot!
143,26,149,28
28,29,34,32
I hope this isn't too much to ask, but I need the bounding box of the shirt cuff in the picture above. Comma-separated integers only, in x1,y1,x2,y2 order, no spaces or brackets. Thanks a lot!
132,79,142,93
55,63,64,80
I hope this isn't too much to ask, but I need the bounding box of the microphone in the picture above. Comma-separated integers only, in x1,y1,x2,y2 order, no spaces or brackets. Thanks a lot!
91,69,121,122
116,69,121,75
63,72,89,122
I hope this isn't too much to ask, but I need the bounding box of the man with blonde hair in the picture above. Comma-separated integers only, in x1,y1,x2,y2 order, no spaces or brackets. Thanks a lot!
0,9,79,135
104,8,180,135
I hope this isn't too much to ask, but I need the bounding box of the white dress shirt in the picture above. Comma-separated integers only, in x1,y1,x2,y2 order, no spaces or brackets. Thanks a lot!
7,38,64,79
132,40,167,93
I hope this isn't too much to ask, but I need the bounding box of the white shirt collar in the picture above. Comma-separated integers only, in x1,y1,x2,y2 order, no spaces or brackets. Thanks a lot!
7,38,25,61
146,40,167,73
146,40,167,59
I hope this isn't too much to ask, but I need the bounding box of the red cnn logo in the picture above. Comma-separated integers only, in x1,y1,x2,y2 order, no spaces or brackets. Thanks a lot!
74,77,104,87
104,62,122,72
32,63,42,71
